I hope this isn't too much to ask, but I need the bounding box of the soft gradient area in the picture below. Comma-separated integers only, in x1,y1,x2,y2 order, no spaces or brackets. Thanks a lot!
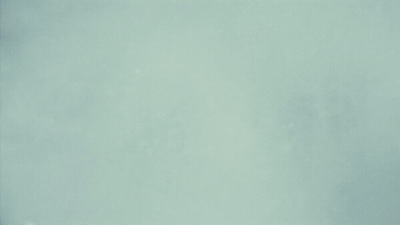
1,1,400,225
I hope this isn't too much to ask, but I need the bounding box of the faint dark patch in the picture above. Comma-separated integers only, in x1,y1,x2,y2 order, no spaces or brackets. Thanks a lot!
284,94,319,143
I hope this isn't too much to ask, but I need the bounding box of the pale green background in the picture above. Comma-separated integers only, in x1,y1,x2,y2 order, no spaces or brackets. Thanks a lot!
1,1,399,225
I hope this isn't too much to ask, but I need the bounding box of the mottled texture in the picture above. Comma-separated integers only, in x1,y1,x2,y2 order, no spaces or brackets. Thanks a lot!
1,1,400,225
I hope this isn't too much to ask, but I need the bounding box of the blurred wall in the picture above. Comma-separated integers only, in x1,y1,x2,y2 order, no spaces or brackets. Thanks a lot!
1,1,400,224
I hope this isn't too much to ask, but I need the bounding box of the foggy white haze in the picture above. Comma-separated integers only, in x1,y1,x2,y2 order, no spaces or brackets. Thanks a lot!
1,1,399,225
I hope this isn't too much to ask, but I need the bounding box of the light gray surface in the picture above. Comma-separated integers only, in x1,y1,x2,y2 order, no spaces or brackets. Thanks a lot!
1,1,400,225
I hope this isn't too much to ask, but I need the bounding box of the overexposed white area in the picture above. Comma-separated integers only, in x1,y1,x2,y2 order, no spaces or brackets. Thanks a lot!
1,1,400,225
